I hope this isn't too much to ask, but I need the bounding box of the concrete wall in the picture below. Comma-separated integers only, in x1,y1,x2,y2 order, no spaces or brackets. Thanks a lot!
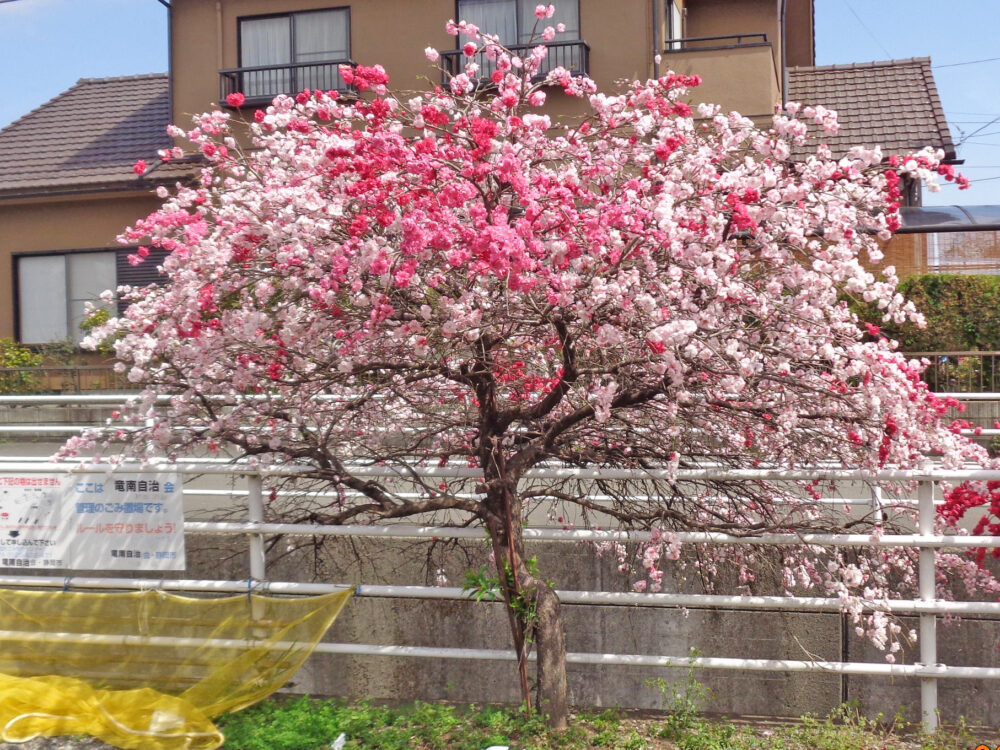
0,437,997,723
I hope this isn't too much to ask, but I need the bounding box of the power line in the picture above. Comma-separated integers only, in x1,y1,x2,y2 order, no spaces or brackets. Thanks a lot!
842,0,893,60
934,56,1000,69
956,115,1000,146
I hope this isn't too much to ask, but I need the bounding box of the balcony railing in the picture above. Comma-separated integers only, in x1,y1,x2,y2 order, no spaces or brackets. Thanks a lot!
662,33,769,54
219,59,357,105
440,40,590,83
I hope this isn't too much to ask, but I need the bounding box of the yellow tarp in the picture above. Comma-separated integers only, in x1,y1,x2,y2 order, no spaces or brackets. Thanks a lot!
0,587,353,749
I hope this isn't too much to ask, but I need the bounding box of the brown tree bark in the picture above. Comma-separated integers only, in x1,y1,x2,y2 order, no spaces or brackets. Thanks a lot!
484,486,569,730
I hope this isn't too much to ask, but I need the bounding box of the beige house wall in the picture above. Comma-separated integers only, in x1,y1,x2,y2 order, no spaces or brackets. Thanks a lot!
170,0,821,126
0,192,161,339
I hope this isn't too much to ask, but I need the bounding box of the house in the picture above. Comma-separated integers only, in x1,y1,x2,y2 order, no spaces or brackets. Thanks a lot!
0,0,971,348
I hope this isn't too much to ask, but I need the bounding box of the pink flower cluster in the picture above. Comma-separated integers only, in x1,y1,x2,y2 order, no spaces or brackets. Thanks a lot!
63,15,998,658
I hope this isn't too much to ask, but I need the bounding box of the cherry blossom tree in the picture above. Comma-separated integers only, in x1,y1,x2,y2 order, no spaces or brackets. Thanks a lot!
62,7,997,727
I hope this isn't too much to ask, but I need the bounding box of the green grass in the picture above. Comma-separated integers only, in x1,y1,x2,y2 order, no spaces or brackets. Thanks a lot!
214,696,997,750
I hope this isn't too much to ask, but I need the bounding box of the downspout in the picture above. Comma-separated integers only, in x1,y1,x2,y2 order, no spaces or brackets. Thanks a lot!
652,0,661,78
216,1,224,73
779,0,788,107
165,0,174,128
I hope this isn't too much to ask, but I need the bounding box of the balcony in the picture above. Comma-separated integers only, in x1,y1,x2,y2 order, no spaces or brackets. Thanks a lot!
219,59,357,106
661,33,780,117
440,40,590,84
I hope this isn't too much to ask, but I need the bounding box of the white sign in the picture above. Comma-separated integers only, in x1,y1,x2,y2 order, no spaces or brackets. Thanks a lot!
0,473,185,571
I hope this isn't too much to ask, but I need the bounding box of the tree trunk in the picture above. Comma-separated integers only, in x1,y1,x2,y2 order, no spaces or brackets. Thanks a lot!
485,509,570,729
524,574,569,728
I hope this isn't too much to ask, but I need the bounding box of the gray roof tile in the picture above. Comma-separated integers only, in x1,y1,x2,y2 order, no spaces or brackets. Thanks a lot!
0,74,187,196
787,57,956,161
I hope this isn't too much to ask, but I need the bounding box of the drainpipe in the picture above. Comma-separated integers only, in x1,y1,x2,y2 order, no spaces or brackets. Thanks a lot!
216,1,224,73
162,0,174,129
652,0,661,78
779,0,789,107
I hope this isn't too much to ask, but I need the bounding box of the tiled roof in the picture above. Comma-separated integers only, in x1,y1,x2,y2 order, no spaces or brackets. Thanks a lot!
787,58,956,161
0,74,190,197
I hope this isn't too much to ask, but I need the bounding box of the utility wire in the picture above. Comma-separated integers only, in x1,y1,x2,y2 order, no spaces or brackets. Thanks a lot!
842,0,893,60
934,56,1000,69
956,115,1000,146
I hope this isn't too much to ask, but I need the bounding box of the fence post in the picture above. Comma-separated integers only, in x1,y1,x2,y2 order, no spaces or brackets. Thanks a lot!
870,485,884,526
917,479,938,732
247,473,266,582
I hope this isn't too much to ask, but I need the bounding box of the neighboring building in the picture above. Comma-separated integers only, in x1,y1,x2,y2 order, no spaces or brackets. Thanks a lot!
0,75,182,346
0,0,969,346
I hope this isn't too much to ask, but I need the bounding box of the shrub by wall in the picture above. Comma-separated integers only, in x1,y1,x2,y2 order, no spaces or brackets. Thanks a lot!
0,338,42,394
856,274,1000,351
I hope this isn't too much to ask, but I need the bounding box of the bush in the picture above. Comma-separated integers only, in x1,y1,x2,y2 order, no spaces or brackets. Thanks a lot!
856,274,1000,352
0,338,42,394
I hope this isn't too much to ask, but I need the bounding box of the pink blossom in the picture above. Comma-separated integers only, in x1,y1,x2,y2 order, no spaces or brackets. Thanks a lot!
424,47,440,62
225,92,245,107
132,159,147,176
68,24,1000,675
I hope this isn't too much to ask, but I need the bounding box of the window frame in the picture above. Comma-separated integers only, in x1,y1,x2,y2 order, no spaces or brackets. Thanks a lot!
236,6,352,72
666,0,683,50
453,0,581,46
13,247,164,346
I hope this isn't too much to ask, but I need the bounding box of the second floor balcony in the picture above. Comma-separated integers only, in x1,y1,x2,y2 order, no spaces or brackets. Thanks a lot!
440,40,590,85
219,60,358,107
661,33,780,117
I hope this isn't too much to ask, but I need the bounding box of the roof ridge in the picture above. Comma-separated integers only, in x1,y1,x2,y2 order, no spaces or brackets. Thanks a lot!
789,57,931,73
918,58,957,160
0,73,169,136
0,79,91,136
76,72,169,84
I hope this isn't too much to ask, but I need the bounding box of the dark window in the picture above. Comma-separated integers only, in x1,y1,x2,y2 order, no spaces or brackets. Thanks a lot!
16,249,167,345
237,8,350,99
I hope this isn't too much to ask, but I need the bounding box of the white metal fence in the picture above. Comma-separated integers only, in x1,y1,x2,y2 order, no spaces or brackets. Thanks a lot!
1,396,999,730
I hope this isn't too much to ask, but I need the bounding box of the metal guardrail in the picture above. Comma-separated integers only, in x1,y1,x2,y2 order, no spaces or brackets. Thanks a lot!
0,443,996,729
3,353,999,397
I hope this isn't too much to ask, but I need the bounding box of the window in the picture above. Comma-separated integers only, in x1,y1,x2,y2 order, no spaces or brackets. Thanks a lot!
666,1,683,50
456,0,582,75
16,249,166,345
238,8,350,99
458,0,579,46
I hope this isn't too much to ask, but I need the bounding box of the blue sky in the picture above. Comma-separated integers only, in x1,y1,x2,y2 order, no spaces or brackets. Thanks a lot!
1,0,998,205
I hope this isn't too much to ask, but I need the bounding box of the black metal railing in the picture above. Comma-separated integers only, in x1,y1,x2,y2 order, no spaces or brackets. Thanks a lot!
662,32,769,54
219,59,357,105
905,352,1000,394
440,40,590,84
